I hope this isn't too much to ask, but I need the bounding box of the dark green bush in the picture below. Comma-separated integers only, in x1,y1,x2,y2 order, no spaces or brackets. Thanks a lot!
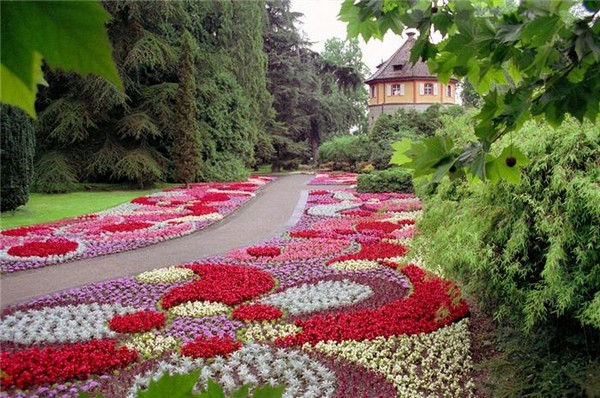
32,151,79,193
412,117,599,396
1,105,35,211
197,154,250,182
318,135,370,169
356,167,414,193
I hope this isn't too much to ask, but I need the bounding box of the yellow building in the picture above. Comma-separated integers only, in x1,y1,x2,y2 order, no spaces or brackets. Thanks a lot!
366,32,458,122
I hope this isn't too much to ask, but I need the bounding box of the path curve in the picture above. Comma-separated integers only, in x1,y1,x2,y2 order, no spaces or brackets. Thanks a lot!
1,174,349,307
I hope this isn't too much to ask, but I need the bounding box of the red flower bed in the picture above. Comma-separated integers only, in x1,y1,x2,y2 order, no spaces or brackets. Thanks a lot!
277,264,469,346
102,222,153,233
108,310,166,333
290,230,323,238
0,339,138,390
334,228,356,235
7,239,79,258
201,193,230,202
232,304,283,322
1,226,53,237
185,204,218,216
356,221,400,234
161,264,275,309
131,197,156,206
397,219,416,226
326,242,408,265
341,209,374,217
246,246,281,257
180,336,241,359
310,190,330,195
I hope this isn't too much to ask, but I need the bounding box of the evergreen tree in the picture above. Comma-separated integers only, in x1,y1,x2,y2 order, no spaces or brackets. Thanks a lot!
171,30,200,184
0,105,35,211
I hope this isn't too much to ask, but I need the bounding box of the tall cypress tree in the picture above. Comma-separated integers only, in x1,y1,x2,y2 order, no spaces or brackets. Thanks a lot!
0,105,35,212
171,30,200,184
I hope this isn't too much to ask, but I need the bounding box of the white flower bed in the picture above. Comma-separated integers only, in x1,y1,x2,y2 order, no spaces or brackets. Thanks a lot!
307,201,360,218
169,301,230,317
308,318,475,398
332,191,358,201
240,323,302,343
261,280,373,315
0,303,135,344
125,332,179,359
136,266,196,284
328,259,381,271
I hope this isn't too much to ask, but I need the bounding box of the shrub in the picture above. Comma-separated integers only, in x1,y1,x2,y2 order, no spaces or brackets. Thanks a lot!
411,117,599,396
0,105,35,211
197,154,250,182
356,167,413,193
318,135,370,170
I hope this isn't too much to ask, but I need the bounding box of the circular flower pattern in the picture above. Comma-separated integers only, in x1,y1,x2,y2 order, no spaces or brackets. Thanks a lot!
5,239,80,259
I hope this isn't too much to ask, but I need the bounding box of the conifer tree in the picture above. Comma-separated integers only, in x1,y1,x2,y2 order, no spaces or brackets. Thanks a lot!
0,105,35,211
171,30,200,185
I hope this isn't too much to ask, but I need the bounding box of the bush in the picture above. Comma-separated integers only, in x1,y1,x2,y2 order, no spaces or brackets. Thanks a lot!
356,167,414,193
1,105,35,211
32,152,79,194
198,154,250,182
318,135,370,170
411,117,599,396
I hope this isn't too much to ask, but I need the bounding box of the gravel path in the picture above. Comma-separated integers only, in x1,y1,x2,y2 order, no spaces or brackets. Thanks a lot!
0,174,349,308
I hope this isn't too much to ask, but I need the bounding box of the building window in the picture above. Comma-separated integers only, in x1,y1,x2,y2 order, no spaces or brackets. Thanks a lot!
370,85,377,98
392,84,404,96
393,64,404,71
446,85,452,97
424,82,434,95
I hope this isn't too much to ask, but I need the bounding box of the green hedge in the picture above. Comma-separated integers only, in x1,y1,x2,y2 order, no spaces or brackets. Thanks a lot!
356,167,413,193
412,117,599,396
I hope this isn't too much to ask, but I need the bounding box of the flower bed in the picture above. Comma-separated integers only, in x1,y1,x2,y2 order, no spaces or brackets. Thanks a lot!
307,172,358,185
0,188,474,398
0,177,273,273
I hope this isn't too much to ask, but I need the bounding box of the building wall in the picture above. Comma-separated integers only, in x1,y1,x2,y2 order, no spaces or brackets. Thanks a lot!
368,80,457,107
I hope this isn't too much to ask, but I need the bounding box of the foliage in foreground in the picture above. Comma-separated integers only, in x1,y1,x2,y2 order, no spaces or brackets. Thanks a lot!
0,105,35,212
341,0,600,183
356,168,414,193
412,117,600,396
80,371,284,398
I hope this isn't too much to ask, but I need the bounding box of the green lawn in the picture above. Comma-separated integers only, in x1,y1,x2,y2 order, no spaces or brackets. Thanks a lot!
0,186,177,230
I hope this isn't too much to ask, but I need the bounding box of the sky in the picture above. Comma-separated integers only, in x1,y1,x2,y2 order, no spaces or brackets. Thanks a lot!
290,0,407,76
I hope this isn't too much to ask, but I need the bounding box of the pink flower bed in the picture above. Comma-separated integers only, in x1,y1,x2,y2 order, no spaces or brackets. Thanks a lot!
0,188,474,398
0,177,273,273
308,171,358,185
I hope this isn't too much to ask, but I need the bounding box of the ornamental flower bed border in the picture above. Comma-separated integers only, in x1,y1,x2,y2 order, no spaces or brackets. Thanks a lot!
0,177,273,274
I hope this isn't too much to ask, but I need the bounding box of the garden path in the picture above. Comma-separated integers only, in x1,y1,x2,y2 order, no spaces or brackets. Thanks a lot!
1,174,348,308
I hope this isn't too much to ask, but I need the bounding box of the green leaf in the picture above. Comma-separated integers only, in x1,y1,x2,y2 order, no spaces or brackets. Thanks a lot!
231,385,250,398
520,16,559,47
389,139,412,165
0,52,46,118
252,385,286,398
1,1,123,116
137,370,202,398
485,144,530,184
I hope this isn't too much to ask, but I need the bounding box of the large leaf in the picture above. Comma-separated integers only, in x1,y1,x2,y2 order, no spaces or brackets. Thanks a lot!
485,144,530,184
389,139,412,165
138,370,202,398
0,52,46,117
0,1,122,117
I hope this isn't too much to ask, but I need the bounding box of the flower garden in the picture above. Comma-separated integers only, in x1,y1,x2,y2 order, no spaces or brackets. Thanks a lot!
0,187,474,398
0,177,272,274
307,172,357,186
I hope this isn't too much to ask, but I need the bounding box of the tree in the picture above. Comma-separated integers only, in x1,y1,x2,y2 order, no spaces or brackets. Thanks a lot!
172,30,200,185
340,0,600,183
0,105,35,212
459,79,482,108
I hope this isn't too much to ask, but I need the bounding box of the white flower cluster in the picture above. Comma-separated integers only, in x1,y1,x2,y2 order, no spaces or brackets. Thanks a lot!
240,323,302,343
169,301,230,318
308,318,475,398
198,344,336,398
125,332,179,359
128,353,205,398
0,303,135,345
208,188,254,197
328,259,381,271
165,213,223,224
136,266,196,284
307,201,359,218
382,210,421,222
261,280,373,316
332,191,358,201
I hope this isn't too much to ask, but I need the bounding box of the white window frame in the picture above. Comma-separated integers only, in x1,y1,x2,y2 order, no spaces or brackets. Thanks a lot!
391,83,404,96
424,82,434,95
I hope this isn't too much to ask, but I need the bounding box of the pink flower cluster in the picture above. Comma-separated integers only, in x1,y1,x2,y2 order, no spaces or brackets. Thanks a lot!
308,172,358,185
0,177,273,273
